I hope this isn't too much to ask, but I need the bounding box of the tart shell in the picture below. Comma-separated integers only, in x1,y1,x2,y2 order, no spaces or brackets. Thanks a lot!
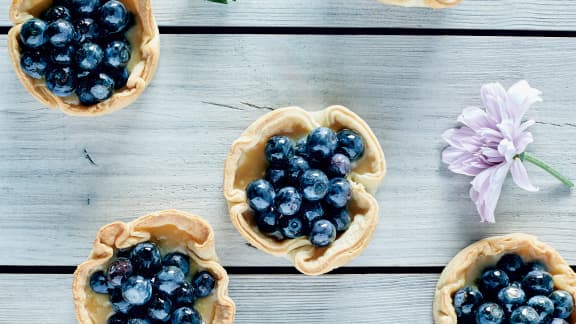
434,233,576,324
223,105,386,275
378,0,461,8
8,0,160,116
72,209,235,324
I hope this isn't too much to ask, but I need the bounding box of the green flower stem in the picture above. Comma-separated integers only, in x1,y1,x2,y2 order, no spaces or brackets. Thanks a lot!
517,152,574,188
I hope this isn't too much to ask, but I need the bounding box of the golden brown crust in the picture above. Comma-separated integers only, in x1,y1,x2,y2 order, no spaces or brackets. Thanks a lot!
434,233,576,324
8,0,160,116
223,106,386,275
378,0,461,8
72,210,235,324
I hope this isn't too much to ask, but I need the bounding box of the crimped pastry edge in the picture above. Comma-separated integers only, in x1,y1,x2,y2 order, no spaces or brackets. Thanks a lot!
72,209,236,324
223,105,386,275
378,0,461,8
433,233,576,324
8,0,160,116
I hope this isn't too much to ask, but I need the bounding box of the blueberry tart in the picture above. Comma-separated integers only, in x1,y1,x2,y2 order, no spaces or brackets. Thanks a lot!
378,0,461,8
434,233,576,323
8,0,160,116
73,210,235,323
223,106,386,275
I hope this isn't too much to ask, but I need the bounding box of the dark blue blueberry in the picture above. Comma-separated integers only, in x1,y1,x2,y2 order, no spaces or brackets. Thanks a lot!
299,201,324,228
527,295,554,323
324,178,351,209
265,135,294,167
523,262,547,276
510,306,539,324
163,252,190,276
104,40,131,68
278,213,307,239
246,179,275,212
110,288,133,314
286,156,310,185
76,76,98,105
126,319,150,324
309,219,336,247
453,286,483,318
295,137,308,158
275,186,302,216
265,167,287,190
46,19,75,47
121,275,152,306
154,266,186,296
549,290,574,319
107,257,133,288
45,66,77,97
19,18,48,48
20,50,48,79
73,18,100,44
497,254,524,281
104,66,129,89
129,242,162,277
476,302,505,324
550,319,569,324
49,44,75,65
480,268,510,298
255,208,279,234
42,6,72,23
88,73,115,100
171,307,202,324
98,0,129,33
89,270,110,294
300,169,329,201
336,129,365,161
192,271,216,298
75,42,104,70
174,281,196,307
106,313,128,324
147,294,173,322
522,270,554,297
497,285,526,313
327,153,351,178
69,0,100,17
306,127,338,165
328,208,351,232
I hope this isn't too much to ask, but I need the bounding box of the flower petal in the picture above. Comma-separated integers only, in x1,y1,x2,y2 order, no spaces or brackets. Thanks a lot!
510,159,539,192
481,82,509,123
506,80,542,122
497,138,517,163
457,106,495,131
513,131,533,154
470,163,510,223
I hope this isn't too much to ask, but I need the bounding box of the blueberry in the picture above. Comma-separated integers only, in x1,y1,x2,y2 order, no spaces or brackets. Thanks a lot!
549,290,574,319
295,137,308,158
69,0,100,17
107,257,133,288
510,306,539,324
275,187,302,216
324,178,352,209
550,319,569,324
104,40,131,68
476,302,505,324
75,42,104,70
163,253,190,276
299,201,324,228
306,127,338,165
106,313,128,324
174,281,196,307
266,168,287,190
527,295,554,323
104,66,129,89
46,19,74,47
523,262,547,276
327,153,351,178
309,219,336,247
286,156,310,185
255,208,279,234
192,271,216,298
328,208,351,232
522,270,554,297
510,281,523,289
121,275,152,306
42,6,72,23
154,266,186,296
265,135,294,166
497,254,524,281
20,50,48,79
46,66,77,97
88,73,115,101
19,18,48,48
49,44,75,65
99,1,129,33
129,242,162,277
480,268,510,297
89,270,110,294
127,319,150,324
73,18,100,44
300,169,329,201
497,285,526,313
453,286,483,318
246,179,275,212
76,76,98,105
110,288,133,314
171,307,202,324
147,294,173,322
278,213,307,239
336,129,365,161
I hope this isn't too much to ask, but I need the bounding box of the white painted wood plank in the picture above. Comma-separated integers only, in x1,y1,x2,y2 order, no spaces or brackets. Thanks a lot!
1,35,576,267
0,273,437,323
1,0,576,30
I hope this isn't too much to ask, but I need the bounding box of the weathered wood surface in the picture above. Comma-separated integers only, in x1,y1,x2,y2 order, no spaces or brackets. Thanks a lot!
1,0,576,30
0,273,437,323
1,35,575,267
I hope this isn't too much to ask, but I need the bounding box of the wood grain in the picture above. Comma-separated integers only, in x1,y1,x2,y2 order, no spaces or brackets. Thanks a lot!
0,35,575,267
1,0,576,30
0,273,437,323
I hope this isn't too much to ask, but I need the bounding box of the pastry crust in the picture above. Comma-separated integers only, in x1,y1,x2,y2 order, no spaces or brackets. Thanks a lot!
8,0,160,116
434,233,576,324
378,0,461,8
223,105,386,275
72,210,235,324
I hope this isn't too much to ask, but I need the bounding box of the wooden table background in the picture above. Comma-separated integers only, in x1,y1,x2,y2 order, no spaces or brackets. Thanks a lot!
1,0,576,323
